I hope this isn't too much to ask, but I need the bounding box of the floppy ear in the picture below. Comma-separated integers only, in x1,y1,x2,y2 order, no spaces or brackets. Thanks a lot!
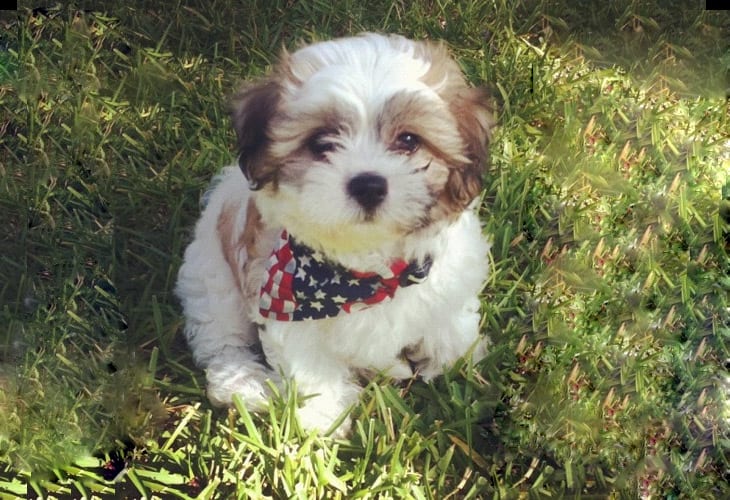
443,87,494,209
230,79,281,190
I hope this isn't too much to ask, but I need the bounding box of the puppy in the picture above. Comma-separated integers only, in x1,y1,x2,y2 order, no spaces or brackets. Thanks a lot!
175,33,493,436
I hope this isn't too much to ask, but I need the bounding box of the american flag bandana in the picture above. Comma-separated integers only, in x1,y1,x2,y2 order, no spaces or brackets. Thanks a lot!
260,231,432,321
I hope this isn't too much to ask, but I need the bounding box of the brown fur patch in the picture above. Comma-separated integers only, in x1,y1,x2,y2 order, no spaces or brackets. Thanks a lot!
441,87,493,210
217,199,265,292
230,80,281,189
379,92,462,155
241,198,265,259
378,85,493,217
410,39,495,211
216,201,242,291
450,87,493,168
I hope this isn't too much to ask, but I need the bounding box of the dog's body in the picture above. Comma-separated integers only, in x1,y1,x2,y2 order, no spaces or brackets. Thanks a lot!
176,33,493,435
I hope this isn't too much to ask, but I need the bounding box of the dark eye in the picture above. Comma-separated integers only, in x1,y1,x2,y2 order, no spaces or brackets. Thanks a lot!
307,131,338,159
394,132,421,154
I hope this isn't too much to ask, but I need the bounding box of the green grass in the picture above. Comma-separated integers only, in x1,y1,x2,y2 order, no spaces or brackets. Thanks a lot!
1,0,728,498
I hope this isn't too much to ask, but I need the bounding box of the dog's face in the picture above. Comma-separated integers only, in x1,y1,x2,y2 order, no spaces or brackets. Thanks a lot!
232,34,492,254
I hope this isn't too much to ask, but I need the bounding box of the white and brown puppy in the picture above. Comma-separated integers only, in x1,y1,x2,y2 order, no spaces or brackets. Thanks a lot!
176,33,493,436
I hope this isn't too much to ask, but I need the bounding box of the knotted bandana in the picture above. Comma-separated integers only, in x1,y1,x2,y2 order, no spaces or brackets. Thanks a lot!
260,231,432,321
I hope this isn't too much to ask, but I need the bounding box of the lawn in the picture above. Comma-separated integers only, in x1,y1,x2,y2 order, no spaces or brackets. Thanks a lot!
1,1,728,498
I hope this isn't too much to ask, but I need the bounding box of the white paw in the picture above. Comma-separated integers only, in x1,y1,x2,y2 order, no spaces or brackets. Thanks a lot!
205,362,278,410
296,402,352,438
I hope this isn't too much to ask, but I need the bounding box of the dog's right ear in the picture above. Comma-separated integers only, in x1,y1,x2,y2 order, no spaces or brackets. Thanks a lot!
230,79,281,190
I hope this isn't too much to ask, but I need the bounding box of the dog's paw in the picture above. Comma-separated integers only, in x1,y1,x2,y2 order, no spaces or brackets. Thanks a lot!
205,361,277,410
399,340,435,378
296,403,352,439
400,335,490,381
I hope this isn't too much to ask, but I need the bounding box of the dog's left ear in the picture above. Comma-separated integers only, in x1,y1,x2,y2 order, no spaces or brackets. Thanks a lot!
230,79,282,190
444,87,494,209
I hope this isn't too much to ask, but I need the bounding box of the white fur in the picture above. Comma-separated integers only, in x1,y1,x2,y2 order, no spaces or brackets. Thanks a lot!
175,34,492,436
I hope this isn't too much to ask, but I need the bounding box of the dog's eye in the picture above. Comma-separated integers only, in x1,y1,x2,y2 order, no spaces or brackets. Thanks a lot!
394,132,421,154
307,131,338,159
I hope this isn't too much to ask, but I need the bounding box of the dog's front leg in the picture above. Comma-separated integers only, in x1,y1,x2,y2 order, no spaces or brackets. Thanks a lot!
261,329,359,437
295,372,359,438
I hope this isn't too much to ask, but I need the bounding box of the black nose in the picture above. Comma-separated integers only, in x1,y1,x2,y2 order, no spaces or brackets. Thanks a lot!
347,173,388,212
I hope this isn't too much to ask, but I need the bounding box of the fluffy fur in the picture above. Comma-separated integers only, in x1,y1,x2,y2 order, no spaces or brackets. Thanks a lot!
176,33,493,436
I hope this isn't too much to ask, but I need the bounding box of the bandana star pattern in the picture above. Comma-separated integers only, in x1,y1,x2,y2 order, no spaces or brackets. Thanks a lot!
260,231,432,321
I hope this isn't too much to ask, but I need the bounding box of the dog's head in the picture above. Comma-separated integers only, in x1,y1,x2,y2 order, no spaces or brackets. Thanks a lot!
232,33,493,253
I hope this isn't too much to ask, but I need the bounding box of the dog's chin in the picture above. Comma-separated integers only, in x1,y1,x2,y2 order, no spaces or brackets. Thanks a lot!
281,214,422,256
286,209,434,256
